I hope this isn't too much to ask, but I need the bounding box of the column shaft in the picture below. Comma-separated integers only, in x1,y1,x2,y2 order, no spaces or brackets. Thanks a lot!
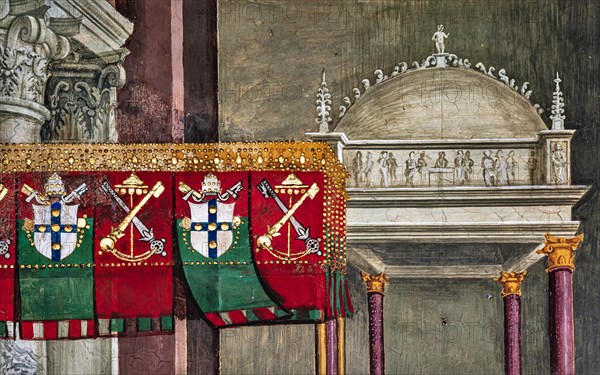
537,233,582,375
549,269,575,375
316,322,327,375
337,316,346,375
504,294,521,375
368,292,385,375
326,319,338,375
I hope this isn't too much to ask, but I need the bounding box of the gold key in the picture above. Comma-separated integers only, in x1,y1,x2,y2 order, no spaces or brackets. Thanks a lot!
256,183,319,251
100,181,165,251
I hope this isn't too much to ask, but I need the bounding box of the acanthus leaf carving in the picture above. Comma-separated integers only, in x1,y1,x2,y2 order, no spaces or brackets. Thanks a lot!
43,63,122,142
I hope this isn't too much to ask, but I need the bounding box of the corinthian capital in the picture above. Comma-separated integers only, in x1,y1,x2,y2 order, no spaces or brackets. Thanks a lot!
361,272,389,295
537,233,584,272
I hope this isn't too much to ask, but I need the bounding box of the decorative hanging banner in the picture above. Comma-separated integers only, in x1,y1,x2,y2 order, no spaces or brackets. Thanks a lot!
176,172,288,326
94,172,173,336
17,172,96,340
0,141,351,338
251,171,352,321
0,176,15,338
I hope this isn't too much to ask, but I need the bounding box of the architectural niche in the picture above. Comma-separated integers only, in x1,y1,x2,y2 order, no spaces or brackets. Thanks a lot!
0,0,132,143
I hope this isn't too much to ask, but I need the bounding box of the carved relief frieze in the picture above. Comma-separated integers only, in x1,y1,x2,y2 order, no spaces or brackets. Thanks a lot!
344,147,538,188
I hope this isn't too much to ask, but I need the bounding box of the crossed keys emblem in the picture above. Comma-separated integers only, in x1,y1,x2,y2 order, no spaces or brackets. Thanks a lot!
0,184,10,259
99,173,166,262
255,174,323,260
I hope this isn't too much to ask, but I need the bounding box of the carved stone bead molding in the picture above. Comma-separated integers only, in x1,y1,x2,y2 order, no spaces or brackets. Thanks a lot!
537,233,584,272
43,63,125,142
325,53,544,132
361,272,389,295
0,3,75,143
496,271,527,298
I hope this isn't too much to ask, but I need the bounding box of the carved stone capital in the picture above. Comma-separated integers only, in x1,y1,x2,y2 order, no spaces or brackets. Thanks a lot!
361,272,389,295
537,233,584,272
42,62,125,142
496,271,527,297
0,5,77,142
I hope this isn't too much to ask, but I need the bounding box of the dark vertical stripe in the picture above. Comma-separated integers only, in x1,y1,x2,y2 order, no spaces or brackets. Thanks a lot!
207,199,217,259
50,202,61,261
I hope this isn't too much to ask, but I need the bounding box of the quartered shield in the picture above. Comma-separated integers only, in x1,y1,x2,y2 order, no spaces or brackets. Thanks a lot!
32,203,79,261
188,200,234,259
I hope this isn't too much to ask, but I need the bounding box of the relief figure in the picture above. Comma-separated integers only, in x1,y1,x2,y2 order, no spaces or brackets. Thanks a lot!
495,150,508,185
404,152,417,187
481,150,496,187
464,150,474,183
351,151,363,186
552,143,567,184
363,152,374,187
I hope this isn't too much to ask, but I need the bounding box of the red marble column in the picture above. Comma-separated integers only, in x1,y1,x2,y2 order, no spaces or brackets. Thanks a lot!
537,233,584,375
326,319,338,375
497,271,527,375
361,272,389,375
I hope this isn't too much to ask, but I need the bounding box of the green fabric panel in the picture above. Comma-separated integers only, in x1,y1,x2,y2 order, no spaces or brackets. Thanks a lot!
309,309,322,321
0,321,6,338
18,219,94,321
137,317,152,331
177,220,281,314
244,309,259,322
160,316,173,331
110,318,125,333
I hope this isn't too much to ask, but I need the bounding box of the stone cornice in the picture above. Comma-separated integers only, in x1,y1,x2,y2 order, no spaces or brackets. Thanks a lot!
50,0,133,61
347,221,581,244
347,186,590,208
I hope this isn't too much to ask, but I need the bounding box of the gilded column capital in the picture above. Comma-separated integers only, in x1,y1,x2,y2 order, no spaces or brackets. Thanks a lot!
361,272,389,295
536,233,584,272
496,271,527,297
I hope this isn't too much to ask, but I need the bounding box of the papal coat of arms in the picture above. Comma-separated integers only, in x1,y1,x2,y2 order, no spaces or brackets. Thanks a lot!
18,173,95,334
179,173,243,258
176,172,289,326
21,173,89,261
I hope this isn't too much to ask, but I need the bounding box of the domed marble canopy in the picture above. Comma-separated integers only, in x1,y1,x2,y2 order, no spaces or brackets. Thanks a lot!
334,67,548,141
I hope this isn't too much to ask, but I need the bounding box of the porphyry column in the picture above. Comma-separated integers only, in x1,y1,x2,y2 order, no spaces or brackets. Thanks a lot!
361,272,389,375
537,233,584,375
496,271,527,375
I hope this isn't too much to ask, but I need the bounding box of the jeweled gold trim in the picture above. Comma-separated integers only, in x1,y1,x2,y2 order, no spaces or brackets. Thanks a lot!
0,142,348,193
537,233,584,272
361,272,389,295
495,271,527,297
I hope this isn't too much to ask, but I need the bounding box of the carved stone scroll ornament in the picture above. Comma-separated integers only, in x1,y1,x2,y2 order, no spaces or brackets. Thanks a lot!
0,13,72,143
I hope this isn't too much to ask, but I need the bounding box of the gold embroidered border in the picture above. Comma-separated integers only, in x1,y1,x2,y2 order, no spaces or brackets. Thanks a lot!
0,142,349,193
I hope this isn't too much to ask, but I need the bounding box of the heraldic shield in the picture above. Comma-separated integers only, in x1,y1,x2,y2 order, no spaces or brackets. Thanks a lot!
32,203,79,261
188,200,235,259
176,172,289,327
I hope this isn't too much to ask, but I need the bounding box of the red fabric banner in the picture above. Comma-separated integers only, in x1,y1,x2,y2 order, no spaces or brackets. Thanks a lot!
94,172,173,330
250,172,328,317
0,175,15,338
